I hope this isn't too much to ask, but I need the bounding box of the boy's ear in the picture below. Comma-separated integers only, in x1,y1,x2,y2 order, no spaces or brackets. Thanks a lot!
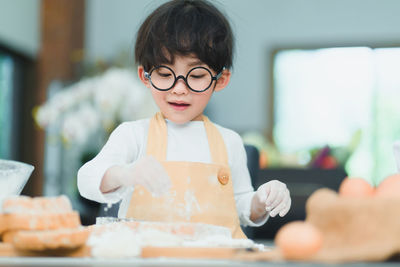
214,69,231,92
138,66,151,88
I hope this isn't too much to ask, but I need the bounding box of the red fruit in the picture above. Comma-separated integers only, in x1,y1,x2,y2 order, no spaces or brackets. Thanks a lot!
320,155,337,169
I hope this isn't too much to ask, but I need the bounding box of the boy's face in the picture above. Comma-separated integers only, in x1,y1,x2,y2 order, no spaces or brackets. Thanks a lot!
138,55,230,124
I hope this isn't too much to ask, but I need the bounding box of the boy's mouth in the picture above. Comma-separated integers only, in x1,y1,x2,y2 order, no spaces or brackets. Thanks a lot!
168,101,190,111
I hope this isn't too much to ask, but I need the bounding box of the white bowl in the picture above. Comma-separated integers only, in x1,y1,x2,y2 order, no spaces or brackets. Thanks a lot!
0,159,34,197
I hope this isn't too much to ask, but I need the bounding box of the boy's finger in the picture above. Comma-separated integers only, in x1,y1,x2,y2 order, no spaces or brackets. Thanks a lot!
269,194,286,217
279,195,291,217
268,189,285,208
265,185,279,206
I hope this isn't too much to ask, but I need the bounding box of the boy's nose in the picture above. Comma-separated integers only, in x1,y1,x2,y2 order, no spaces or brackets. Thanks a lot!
171,78,189,95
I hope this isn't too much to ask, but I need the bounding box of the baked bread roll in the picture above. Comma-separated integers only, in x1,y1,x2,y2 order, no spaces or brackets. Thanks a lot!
1,230,18,243
0,194,83,255
0,195,81,235
2,195,72,214
12,227,90,251
1,211,81,232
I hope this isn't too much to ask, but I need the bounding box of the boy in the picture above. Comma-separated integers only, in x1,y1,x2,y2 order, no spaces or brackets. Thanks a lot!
78,0,290,239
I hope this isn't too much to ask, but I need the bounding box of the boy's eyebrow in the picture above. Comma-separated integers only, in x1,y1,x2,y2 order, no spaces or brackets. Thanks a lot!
188,60,205,67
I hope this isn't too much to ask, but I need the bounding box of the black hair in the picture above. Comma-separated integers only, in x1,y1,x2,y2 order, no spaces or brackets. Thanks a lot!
135,0,234,73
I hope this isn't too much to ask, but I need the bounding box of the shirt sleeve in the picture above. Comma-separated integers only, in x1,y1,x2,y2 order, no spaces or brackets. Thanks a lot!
225,129,269,227
77,122,142,204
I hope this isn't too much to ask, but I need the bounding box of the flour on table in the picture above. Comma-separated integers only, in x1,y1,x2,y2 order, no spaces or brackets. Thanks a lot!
88,222,182,258
88,224,141,258
137,229,183,247
87,221,265,258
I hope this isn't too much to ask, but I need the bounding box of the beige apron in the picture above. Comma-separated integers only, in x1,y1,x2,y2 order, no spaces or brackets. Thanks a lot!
126,112,246,239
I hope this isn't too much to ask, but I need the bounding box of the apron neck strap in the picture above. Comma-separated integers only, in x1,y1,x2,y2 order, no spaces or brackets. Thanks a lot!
202,115,228,165
146,112,168,161
146,112,228,165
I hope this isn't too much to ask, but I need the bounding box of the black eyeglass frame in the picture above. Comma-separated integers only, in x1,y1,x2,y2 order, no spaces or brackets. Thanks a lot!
144,65,224,92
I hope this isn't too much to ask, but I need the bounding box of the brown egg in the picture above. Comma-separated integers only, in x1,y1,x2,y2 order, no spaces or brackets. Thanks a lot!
375,174,400,198
275,221,323,260
305,188,338,215
338,177,375,197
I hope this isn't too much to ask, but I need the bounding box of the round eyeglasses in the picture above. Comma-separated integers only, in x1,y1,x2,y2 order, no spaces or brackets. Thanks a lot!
144,65,223,92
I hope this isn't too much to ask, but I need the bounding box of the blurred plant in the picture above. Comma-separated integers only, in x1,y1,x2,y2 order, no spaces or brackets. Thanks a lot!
33,67,157,146
308,130,362,170
242,129,362,170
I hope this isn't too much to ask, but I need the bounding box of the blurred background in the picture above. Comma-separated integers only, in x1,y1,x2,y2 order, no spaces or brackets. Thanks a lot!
1,0,400,239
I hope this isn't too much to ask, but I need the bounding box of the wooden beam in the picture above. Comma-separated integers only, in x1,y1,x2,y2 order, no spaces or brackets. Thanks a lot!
24,0,85,196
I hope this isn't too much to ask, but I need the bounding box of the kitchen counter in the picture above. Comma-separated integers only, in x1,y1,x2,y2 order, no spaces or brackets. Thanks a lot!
0,257,399,267
1,240,399,266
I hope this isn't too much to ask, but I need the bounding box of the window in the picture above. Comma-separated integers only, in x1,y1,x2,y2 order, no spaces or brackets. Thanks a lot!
273,47,400,185
0,53,14,159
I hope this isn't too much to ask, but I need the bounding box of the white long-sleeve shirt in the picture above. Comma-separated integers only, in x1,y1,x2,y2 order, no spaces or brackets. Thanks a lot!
77,118,268,227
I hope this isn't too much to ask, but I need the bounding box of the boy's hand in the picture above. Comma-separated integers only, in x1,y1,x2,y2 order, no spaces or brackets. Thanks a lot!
121,155,172,196
255,180,291,217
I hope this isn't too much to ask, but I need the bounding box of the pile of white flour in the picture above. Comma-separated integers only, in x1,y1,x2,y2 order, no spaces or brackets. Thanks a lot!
87,220,264,258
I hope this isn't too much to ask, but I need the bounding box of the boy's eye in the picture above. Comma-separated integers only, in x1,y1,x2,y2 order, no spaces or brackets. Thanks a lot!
158,72,172,78
189,74,206,79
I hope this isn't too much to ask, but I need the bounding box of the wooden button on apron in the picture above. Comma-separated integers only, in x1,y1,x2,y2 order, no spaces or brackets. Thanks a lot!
217,168,230,185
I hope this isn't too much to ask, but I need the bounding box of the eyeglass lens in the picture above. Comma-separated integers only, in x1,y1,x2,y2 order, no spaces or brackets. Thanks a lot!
150,66,213,92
